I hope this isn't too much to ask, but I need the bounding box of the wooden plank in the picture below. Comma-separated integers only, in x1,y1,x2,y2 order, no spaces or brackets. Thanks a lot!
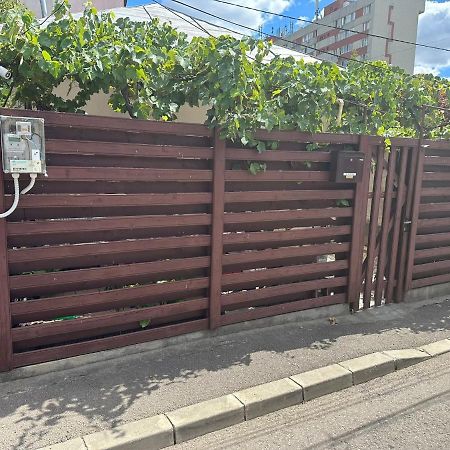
363,146,384,308
209,129,225,330
12,298,208,343
46,140,214,159
419,203,450,214
253,129,359,144
417,218,450,233
220,294,347,326
222,276,347,308
8,235,211,273
224,190,354,203
11,277,209,323
223,208,352,225
10,256,210,298
411,273,450,289
0,108,213,137
422,172,450,181
223,242,350,267
374,147,397,306
414,245,450,262
386,148,408,303
348,135,371,310
225,148,331,162
222,226,351,246
224,170,329,182
221,260,348,290
39,167,213,182
0,168,13,372
415,232,450,245
412,259,450,277
424,156,450,166
9,193,212,209
421,140,450,150
396,149,418,301
7,214,212,238
11,319,209,369
421,187,450,198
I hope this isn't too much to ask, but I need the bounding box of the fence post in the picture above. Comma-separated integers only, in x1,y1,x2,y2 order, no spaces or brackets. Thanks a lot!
348,135,371,311
0,169,13,372
209,129,226,330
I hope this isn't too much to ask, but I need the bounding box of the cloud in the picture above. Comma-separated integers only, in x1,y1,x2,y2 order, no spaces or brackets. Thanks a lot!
162,0,294,33
297,16,311,28
414,1,450,75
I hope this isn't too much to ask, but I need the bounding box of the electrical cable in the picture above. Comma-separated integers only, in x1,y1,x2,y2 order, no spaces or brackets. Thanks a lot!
0,173,20,218
20,173,37,195
205,0,450,53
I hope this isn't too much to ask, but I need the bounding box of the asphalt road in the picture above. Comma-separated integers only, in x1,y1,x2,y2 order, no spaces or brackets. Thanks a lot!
178,352,450,450
0,298,449,449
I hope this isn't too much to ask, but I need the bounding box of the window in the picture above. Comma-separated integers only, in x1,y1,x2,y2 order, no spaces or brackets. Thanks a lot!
336,30,352,42
363,4,372,15
362,21,370,32
360,53,367,61
361,37,368,47
303,30,317,43
339,44,351,55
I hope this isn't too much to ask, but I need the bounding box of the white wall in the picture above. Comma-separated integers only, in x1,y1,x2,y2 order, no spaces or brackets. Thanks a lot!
22,0,124,18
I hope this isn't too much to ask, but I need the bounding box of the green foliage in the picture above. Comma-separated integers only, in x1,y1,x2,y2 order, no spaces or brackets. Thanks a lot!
0,1,449,146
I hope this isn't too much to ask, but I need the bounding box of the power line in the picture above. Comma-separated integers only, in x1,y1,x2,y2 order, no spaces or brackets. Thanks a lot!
206,0,450,53
165,0,397,71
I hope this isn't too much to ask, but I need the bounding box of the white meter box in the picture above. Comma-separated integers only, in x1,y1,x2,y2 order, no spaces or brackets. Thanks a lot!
0,116,46,174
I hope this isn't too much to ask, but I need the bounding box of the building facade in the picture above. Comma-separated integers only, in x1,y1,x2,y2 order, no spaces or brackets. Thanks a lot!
279,0,426,74
22,0,125,18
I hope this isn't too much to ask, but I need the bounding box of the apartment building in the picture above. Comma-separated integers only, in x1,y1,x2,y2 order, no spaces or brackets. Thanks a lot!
22,0,125,18
279,0,426,74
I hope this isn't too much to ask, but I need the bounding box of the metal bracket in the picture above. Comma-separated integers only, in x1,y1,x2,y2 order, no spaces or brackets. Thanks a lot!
403,220,412,232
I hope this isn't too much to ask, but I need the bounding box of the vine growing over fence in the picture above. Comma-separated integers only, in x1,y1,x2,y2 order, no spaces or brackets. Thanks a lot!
0,0,449,147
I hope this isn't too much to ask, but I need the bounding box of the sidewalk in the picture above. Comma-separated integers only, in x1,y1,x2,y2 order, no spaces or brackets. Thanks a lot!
1,298,449,450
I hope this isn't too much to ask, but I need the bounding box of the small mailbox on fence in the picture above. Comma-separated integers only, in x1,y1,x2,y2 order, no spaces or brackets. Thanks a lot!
332,150,365,183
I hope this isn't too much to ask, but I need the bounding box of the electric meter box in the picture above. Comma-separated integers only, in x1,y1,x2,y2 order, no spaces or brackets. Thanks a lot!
0,116,46,174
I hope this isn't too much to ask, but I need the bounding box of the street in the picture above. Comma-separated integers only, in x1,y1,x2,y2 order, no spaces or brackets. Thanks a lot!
178,352,450,450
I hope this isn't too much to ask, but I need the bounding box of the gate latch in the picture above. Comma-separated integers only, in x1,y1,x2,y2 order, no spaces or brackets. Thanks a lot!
403,220,412,231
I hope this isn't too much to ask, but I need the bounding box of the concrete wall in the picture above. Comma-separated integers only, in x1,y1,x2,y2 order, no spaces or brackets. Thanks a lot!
22,0,124,18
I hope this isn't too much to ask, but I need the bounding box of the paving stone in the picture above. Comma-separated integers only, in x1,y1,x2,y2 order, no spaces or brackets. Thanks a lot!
339,352,395,385
290,364,353,401
234,378,303,420
166,395,244,443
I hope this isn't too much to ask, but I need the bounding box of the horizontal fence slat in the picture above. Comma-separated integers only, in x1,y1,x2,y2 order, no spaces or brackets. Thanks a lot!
422,172,450,181
223,243,350,267
36,167,213,182
12,298,208,343
223,208,352,225
222,226,351,246
0,108,213,137
424,156,450,166
225,170,329,182
414,245,450,262
421,188,450,198
222,260,348,289
46,140,214,159
220,293,347,326
224,190,354,203
8,235,211,272
412,259,450,277
417,218,450,233
411,273,450,289
7,214,211,238
11,319,209,369
225,149,331,162
10,256,210,298
8,193,212,209
222,276,347,308
415,232,450,246
11,277,209,323
419,203,450,214
253,130,359,144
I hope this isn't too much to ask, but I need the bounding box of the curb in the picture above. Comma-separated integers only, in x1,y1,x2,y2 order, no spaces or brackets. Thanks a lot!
39,338,450,450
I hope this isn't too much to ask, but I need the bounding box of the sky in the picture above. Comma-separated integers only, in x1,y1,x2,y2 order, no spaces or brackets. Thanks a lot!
127,0,450,77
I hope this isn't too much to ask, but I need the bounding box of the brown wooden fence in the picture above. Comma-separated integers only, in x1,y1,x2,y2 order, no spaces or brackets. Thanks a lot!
0,109,449,372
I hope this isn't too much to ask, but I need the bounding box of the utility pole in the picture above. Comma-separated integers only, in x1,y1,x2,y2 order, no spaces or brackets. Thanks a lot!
39,0,48,17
